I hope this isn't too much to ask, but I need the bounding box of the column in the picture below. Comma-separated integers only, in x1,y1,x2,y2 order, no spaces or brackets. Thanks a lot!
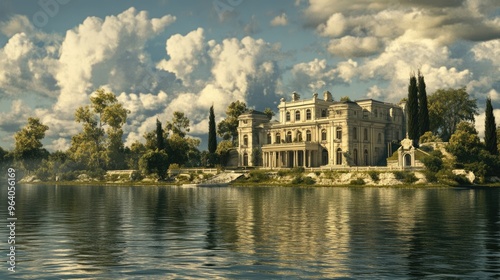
303,149,307,167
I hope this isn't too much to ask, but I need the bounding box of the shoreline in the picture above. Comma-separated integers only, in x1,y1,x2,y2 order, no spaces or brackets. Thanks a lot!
18,180,500,188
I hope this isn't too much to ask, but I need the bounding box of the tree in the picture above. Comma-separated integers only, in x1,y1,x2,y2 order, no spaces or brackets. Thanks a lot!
484,97,498,155
216,140,234,166
340,96,351,102
208,106,217,154
446,121,482,164
428,87,478,142
263,107,275,120
166,111,190,138
418,71,430,137
125,141,146,170
156,119,165,151
407,74,419,142
139,150,169,179
69,88,128,170
163,111,200,166
14,117,49,172
419,131,442,144
217,100,247,144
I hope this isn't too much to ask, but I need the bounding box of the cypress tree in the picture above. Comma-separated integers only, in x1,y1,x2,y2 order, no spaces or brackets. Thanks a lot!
417,71,430,137
407,73,419,142
485,97,498,155
208,105,217,154
156,118,165,151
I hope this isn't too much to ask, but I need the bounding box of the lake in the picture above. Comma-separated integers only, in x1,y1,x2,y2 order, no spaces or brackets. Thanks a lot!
1,184,499,279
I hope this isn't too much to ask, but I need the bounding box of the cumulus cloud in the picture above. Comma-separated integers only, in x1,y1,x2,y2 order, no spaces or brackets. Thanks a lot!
327,36,383,57
290,58,336,93
0,15,34,37
0,31,60,97
55,7,176,115
270,13,288,26
156,28,208,85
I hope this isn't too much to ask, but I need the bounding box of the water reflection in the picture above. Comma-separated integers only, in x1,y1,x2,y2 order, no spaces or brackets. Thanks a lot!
0,185,498,278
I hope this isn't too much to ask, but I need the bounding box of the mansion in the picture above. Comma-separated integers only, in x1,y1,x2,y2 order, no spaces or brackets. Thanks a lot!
237,91,406,168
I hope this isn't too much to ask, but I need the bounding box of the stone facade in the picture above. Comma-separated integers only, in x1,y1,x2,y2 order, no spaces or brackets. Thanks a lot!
237,91,406,168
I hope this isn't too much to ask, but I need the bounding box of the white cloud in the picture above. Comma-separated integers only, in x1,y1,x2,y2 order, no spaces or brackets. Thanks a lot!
270,13,288,26
472,39,500,68
316,13,345,37
55,7,176,115
290,58,336,92
156,28,207,85
0,15,34,37
336,59,358,83
327,36,382,57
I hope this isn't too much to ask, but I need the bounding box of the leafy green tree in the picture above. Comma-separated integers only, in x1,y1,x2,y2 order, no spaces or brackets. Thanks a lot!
14,117,49,173
251,147,262,166
139,150,169,179
407,74,419,142
446,121,482,164
419,131,442,144
208,105,217,154
263,107,275,120
421,150,443,173
125,141,147,170
166,111,190,138
340,96,351,102
163,111,200,166
216,140,234,166
69,88,128,170
217,101,247,144
428,87,478,141
484,97,498,155
418,71,430,136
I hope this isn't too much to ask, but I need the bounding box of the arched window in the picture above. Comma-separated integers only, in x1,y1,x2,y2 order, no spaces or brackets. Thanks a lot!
353,127,358,140
243,135,248,146
243,153,249,166
267,133,272,144
336,127,342,140
286,131,292,142
286,112,290,121
306,109,311,120
321,129,327,141
295,110,300,121
364,149,369,165
336,148,342,165
276,133,281,143
364,128,368,141
306,130,312,141
377,133,382,143
321,109,327,118
296,131,302,142
353,149,358,165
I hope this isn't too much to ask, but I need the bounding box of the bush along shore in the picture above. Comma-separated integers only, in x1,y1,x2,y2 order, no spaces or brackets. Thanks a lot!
19,166,500,187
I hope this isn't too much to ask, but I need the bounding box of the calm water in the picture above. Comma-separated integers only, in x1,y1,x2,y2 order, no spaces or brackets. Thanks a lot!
1,184,499,279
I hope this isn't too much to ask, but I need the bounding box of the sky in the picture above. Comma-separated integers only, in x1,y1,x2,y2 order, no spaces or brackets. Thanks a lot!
0,0,499,151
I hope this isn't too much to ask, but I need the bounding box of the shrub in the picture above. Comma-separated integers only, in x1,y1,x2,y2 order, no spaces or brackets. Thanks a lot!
393,171,418,184
291,175,316,185
423,170,437,183
350,178,365,185
368,171,380,182
248,170,269,182
291,166,305,173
